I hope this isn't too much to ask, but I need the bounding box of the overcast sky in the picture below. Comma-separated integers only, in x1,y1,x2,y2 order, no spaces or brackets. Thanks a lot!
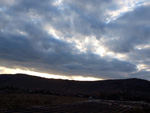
0,0,150,80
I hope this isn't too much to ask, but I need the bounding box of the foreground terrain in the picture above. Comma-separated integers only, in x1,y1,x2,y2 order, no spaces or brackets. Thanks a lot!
0,74,150,112
0,74,150,102
0,94,150,113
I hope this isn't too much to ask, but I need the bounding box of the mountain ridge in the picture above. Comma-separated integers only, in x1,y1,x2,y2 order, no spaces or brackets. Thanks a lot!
0,73,150,101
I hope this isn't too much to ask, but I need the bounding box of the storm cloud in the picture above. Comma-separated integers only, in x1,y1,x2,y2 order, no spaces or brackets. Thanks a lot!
0,0,150,80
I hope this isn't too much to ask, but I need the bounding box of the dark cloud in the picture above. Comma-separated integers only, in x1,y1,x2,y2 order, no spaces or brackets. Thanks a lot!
131,70,150,80
104,5,150,53
128,48,150,62
0,0,149,80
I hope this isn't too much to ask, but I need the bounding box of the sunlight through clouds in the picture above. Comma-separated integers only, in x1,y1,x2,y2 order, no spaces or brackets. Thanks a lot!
106,0,150,23
0,66,101,81
0,0,150,80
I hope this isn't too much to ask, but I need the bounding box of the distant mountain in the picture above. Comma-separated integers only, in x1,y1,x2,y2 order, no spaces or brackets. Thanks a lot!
0,74,150,101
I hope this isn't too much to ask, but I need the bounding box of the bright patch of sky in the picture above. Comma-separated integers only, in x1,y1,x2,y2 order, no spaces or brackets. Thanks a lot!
135,45,150,50
137,64,148,71
53,0,64,10
46,0,150,58
45,25,62,40
0,66,102,81
106,0,150,23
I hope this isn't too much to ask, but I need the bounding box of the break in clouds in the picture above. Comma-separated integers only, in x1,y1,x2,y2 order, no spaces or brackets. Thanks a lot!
0,0,150,80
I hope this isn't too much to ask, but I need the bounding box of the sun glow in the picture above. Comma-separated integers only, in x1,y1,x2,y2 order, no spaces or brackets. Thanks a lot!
0,66,101,81
69,76,102,81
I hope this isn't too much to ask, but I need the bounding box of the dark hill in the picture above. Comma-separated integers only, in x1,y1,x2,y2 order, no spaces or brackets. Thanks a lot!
0,74,150,101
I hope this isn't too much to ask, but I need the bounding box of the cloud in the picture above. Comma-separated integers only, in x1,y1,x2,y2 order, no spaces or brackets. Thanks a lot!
0,0,149,80
131,70,150,80
103,5,150,53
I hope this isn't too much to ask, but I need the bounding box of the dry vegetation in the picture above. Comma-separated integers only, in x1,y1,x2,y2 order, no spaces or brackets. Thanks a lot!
0,94,149,113
0,94,87,109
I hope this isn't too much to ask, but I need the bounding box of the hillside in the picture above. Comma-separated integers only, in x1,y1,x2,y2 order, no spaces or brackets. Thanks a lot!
0,74,150,101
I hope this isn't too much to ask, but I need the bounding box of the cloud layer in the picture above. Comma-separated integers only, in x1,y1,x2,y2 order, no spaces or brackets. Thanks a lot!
0,0,150,80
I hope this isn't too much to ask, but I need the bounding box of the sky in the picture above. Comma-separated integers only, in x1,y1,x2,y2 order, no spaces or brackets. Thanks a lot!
0,0,150,81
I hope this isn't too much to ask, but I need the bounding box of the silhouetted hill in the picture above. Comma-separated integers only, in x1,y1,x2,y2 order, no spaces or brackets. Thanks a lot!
0,74,150,101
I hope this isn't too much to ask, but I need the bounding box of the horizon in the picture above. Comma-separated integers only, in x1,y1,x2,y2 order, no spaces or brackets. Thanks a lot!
0,73,149,82
0,0,150,81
